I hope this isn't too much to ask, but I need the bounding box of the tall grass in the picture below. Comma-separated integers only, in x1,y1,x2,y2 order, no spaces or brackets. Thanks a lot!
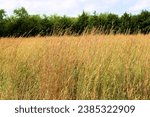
0,34,150,100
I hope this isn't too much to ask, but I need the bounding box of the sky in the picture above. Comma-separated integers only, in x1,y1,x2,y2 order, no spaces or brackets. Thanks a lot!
0,0,150,16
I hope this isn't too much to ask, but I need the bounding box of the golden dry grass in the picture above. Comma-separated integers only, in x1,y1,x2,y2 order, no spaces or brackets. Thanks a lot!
0,34,150,100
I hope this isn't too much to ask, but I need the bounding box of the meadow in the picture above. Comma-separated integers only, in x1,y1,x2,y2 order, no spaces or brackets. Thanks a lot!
0,34,150,100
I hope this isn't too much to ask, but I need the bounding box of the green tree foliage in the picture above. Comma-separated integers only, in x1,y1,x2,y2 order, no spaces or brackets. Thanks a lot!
88,11,99,32
120,13,131,34
9,7,41,37
0,9,6,36
74,11,89,34
0,7,150,37
105,13,119,34
130,15,139,34
138,10,150,34
14,7,28,18
40,15,53,36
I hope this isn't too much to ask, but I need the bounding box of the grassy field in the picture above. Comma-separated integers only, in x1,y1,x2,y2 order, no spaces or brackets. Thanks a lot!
0,34,150,100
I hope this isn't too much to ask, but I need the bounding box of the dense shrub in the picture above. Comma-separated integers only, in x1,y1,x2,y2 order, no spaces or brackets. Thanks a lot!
0,7,150,37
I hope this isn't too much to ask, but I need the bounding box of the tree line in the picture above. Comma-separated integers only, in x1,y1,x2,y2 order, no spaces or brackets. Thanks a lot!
0,7,150,37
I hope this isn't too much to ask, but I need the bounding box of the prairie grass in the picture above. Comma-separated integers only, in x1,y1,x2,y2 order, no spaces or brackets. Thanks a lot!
0,34,150,100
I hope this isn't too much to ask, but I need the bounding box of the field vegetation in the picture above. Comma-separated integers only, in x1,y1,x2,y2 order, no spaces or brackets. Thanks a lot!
0,7,150,37
0,34,150,100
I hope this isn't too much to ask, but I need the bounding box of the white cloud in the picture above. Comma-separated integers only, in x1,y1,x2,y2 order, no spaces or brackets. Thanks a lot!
0,0,149,16
129,0,150,12
0,0,78,15
17,0,78,14
77,0,120,13
0,0,19,14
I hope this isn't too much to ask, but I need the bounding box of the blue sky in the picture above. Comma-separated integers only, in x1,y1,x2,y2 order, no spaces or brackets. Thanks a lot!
0,0,150,16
